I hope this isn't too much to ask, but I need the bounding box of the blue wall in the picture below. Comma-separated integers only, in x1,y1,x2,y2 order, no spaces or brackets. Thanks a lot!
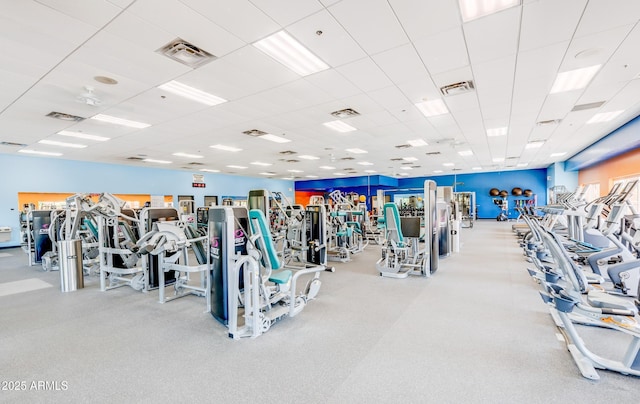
296,169,547,219
0,153,293,247
546,162,578,199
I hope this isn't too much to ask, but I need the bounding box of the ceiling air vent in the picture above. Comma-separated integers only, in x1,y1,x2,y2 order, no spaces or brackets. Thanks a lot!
286,159,299,163
395,144,411,149
279,150,297,155
440,80,475,96
412,165,421,169
242,129,268,137
340,157,355,161
1,141,27,147
46,111,85,122
536,119,561,126
126,156,144,161
188,162,204,166
330,108,360,118
571,101,605,112
390,158,404,161
425,151,441,156
157,38,217,68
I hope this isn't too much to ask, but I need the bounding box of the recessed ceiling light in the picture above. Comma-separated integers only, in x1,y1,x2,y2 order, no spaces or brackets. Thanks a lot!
323,120,357,133
38,139,87,149
550,152,567,157
260,172,276,176
487,127,508,137
403,157,418,162
493,157,505,162
288,169,303,173
211,144,242,152
251,161,272,166
407,139,428,147
400,166,413,170
200,168,220,173
586,110,624,124
364,170,377,173
517,163,529,167
550,65,601,94
443,162,455,167
472,166,482,170
457,150,473,156
358,161,374,166
259,133,291,143
415,99,449,117
158,80,227,106
253,30,329,76
334,172,346,176
18,149,63,157
459,0,521,22
226,165,247,169
143,158,171,164
57,130,110,141
319,166,335,170
305,175,318,178
525,141,545,149
345,148,367,154
173,152,204,159
90,114,150,128
399,173,410,176
433,170,443,173
299,155,320,160
281,176,294,180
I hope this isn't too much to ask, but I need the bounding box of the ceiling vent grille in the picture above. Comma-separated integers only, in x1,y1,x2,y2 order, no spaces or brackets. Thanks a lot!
242,129,268,137
390,158,404,161
395,144,411,149
285,159,299,163
571,101,605,112
1,141,27,147
126,156,144,161
536,119,561,126
46,111,85,122
440,80,475,96
188,162,204,165
157,38,217,68
330,108,360,118
425,151,441,155
340,157,355,161
279,150,297,155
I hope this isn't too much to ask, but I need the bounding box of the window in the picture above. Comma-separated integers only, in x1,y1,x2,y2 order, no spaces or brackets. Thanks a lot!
613,175,640,211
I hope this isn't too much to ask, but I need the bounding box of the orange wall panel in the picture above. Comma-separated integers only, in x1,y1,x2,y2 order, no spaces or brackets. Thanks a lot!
578,147,640,195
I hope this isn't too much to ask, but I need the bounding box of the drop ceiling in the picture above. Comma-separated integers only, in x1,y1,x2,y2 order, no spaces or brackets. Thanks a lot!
1,0,640,180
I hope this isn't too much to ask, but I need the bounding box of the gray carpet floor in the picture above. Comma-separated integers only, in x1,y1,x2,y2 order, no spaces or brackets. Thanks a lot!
0,220,638,403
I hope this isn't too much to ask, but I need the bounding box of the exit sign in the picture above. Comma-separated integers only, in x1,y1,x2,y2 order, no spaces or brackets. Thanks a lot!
192,182,206,188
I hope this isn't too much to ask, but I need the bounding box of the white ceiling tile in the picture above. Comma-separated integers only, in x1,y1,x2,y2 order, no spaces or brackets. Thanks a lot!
35,0,122,28
328,0,409,54
473,56,516,108
367,86,412,111
575,0,640,38
304,69,361,99
463,7,520,64
562,25,634,71
336,58,394,93
397,80,440,104
372,44,431,85
288,9,367,68
414,27,469,75
249,0,324,27
537,92,582,123
519,0,586,52
104,9,176,50
389,0,461,41
128,0,245,57
179,0,279,43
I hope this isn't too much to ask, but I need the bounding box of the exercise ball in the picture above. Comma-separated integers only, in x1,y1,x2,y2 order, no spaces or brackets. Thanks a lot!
499,190,508,197
359,195,366,203
489,188,500,196
511,187,523,196
523,189,533,197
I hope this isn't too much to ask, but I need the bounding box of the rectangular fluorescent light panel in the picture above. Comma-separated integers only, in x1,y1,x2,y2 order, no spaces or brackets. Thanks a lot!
158,81,227,106
253,30,329,77
400,166,413,170
259,134,291,143
90,114,150,129
517,163,529,167
550,65,601,94
459,0,521,22
19,149,62,157
299,155,320,160
407,139,428,147
57,130,109,141
334,172,346,176
173,152,203,159
525,141,545,149
433,170,443,173
226,165,247,169
458,150,473,156
210,144,242,152
288,169,303,173
358,161,374,166
319,166,335,170
493,157,505,162
143,158,171,164
364,170,376,173
415,99,448,117
443,162,455,167
550,152,567,157
403,157,418,162
200,169,220,173
345,148,367,154
487,127,507,137
586,110,624,124
323,120,357,133
305,175,318,178
472,167,482,170
38,139,87,148
260,172,276,176
251,161,272,166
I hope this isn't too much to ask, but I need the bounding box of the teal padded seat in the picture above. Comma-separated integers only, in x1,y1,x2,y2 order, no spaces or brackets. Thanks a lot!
248,209,292,284
383,203,404,247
